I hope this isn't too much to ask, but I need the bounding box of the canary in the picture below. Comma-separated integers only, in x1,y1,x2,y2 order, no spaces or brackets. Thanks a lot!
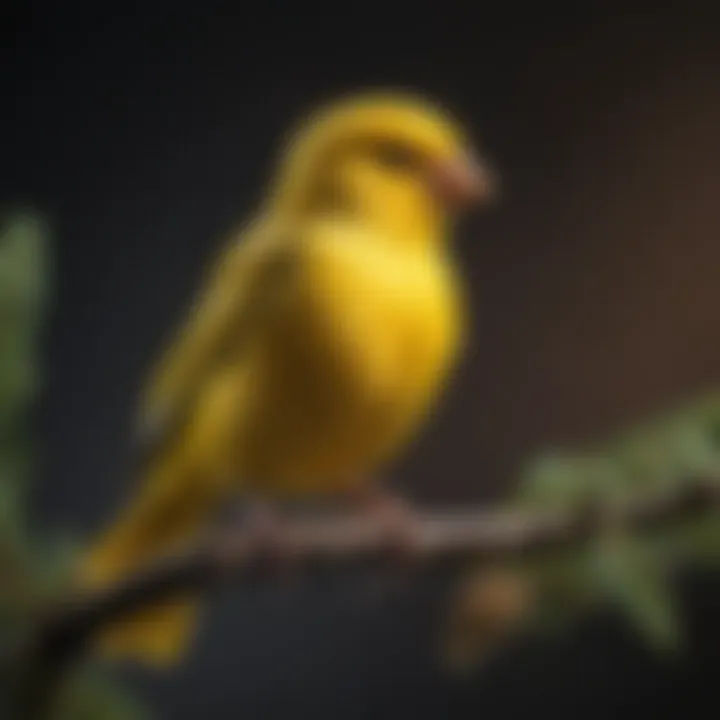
80,90,495,665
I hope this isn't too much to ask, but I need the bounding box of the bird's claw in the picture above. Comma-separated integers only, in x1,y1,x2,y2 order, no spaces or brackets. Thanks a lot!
359,490,424,561
217,498,297,575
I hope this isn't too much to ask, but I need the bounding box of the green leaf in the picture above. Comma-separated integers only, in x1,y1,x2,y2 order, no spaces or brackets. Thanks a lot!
0,477,25,545
610,394,720,490
524,532,683,651
587,534,681,651
0,209,50,513
35,533,82,601
612,421,683,490
0,210,145,717
516,451,626,510
0,210,50,328
524,551,597,635
52,665,152,720
665,513,720,568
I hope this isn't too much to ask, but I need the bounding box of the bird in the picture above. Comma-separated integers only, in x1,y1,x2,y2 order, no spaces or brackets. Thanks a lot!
79,89,496,666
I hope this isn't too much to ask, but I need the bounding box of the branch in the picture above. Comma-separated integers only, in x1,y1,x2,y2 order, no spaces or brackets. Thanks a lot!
8,477,720,718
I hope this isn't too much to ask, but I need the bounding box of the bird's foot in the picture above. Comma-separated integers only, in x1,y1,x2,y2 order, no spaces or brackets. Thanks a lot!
340,484,426,605
243,499,283,542
218,497,296,574
349,485,425,561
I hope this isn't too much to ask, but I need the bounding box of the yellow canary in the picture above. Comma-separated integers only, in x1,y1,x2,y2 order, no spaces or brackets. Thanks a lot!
80,90,494,665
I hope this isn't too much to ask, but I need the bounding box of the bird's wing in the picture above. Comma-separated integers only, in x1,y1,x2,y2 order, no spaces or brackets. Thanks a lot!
131,227,299,466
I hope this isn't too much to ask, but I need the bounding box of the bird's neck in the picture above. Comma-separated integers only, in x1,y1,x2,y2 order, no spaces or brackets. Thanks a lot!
266,167,450,250
358,192,448,248
269,196,448,252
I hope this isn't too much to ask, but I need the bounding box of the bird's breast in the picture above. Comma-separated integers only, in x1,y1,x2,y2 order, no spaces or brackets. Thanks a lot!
303,236,461,402
242,233,465,489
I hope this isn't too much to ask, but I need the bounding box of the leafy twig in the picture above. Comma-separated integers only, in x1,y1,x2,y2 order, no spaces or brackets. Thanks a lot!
8,475,720,718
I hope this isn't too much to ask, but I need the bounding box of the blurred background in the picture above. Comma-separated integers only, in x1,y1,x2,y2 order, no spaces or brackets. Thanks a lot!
4,2,720,718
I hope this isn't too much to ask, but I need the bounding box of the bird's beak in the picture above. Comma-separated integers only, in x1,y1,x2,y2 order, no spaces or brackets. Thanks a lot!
428,152,497,210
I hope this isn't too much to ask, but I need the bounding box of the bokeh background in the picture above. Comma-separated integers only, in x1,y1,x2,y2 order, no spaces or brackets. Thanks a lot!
4,2,720,718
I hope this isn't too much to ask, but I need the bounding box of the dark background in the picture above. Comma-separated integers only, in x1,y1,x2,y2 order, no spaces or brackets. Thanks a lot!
4,2,720,718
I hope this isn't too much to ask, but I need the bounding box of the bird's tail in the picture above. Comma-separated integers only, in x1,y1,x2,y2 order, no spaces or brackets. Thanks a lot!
78,451,221,667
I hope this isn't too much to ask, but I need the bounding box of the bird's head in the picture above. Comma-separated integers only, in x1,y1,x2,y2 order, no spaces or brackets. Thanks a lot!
269,91,496,240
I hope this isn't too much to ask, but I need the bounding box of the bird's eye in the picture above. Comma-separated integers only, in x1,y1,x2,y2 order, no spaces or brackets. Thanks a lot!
373,142,417,172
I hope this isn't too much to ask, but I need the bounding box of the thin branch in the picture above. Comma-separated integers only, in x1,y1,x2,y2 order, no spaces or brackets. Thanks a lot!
8,476,720,718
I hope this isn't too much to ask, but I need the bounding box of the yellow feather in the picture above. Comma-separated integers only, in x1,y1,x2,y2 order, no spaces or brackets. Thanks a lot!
79,90,483,665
